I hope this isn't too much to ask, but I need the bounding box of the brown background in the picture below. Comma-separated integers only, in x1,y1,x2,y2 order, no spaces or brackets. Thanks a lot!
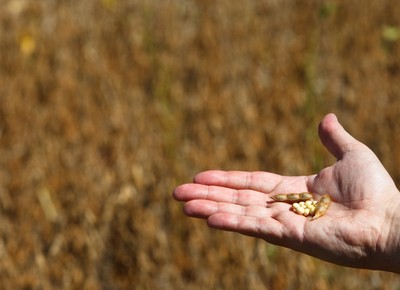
1,0,400,289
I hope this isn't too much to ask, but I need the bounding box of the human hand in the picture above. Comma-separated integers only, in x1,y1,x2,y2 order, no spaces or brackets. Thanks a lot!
173,113,400,273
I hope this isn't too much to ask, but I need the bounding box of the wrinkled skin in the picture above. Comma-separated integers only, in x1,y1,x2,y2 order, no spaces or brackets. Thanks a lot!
173,114,400,273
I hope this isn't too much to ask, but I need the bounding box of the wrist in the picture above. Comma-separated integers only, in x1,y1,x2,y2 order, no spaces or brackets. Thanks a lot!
377,195,400,273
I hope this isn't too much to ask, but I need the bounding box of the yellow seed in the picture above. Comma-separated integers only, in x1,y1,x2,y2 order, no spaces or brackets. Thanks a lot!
296,207,305,215
304,208,310,216
293,203,300,209
305,200,313,207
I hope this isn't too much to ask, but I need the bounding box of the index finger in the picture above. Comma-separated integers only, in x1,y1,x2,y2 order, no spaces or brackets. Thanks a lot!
193,170,285,192
173,183,273,206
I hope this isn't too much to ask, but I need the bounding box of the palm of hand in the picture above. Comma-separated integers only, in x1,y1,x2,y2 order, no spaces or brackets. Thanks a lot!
296,147,398,269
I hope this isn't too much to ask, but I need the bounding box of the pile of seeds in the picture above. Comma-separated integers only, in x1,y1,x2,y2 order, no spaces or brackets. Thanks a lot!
292,200,318,217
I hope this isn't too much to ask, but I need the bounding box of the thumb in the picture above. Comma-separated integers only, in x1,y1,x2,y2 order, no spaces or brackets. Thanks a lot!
318,113,361,160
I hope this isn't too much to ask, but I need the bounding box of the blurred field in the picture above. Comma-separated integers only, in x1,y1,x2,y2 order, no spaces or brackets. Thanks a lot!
1,0,400,289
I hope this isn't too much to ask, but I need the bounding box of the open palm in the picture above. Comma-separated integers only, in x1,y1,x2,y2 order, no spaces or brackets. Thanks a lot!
173,114,400,273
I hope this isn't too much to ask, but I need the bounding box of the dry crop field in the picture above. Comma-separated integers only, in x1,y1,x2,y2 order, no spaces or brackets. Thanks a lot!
1,0,400,289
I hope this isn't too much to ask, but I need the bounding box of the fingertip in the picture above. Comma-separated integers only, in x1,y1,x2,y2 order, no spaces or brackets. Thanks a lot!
207,213,234,230
182,200,196,216
184,200,218,218
324,113,338,122
207,214,220,228
172,184,190,201
172,186,181,201
318,113,358,159
318,113,338,135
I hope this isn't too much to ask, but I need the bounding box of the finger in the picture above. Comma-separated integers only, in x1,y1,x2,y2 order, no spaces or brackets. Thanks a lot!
173,184,271,205
183,200,271,219
318,113,362,159
193,170,284,192
193,170,311,195
186,201,310,246
207,213,284,241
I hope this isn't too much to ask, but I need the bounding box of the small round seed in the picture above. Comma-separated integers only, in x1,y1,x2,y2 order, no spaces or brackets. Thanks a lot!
296,207,305,214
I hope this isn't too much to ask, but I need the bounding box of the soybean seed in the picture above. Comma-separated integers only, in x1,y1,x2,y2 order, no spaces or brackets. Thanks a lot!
296,207,305,214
